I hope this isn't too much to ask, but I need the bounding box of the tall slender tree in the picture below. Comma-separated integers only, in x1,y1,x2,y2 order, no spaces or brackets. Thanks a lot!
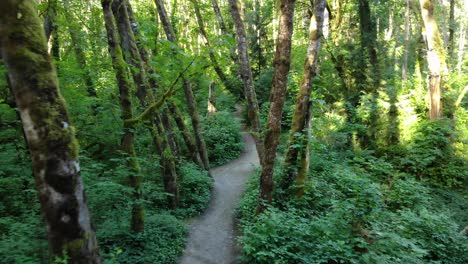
258,0,296,213
281,0,325,196
154,0,210,170
101,0,144,232
228,0,265,163
0,0,101,262
419,0,447,120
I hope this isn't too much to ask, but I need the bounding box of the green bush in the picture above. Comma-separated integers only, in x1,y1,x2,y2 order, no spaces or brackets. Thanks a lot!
174,162,213,218
202,111,244,166
238,149,468,264
99,213,187,264
398,119,467,186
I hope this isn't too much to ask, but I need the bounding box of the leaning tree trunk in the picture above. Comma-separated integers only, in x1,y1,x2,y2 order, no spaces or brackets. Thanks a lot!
167,101,204,167
211,0,227,34
102,0,145,233
190,0,233,94
281,0,325,196
257,0,296,214
228,0,265,164
419,0,447,120
154,0,210,170
0,1,101,262
113,0,179,208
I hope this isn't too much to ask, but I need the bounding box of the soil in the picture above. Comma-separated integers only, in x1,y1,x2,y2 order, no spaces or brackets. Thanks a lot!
178,131,259,264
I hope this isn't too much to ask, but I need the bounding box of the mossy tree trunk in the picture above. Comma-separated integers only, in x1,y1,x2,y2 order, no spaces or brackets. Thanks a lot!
167,101,204,167
257,0,296,214
112,0,179,208
0,1,101,262
154,0,210,170
101,0,144,233
43,0,60,61
228,0,265,164
419,0,447,120
281,0,325,197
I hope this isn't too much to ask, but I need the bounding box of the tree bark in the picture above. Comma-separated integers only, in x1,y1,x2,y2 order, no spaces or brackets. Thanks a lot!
167,102,204,167
228,0,265,163
211,0,227,34
402,0,411,81
281,0,325,195
0,1,101,262
190,0,233,93
448,0,455,61
43,0,60,61
102,0,144,233
112,0,148,103
113,0,179,208
154,0,210,170
419,0,446,120
257,0,296,213
208,81,217,114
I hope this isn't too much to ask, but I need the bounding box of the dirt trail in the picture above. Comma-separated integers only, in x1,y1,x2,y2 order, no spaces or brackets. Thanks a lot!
178,132,259,264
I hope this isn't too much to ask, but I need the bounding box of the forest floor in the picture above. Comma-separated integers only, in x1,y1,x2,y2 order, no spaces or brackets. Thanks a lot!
178,127,259,264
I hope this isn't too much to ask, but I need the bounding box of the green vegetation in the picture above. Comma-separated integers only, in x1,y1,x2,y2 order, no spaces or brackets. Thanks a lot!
1,0,467,263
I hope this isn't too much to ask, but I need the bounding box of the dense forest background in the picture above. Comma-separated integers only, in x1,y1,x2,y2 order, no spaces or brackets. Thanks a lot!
0,0,467,263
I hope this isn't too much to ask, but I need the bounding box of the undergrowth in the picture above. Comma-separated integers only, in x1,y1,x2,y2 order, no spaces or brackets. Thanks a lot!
237,146,468,264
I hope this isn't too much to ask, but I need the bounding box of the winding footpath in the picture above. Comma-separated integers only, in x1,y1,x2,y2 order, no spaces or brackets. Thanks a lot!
178,132,260,264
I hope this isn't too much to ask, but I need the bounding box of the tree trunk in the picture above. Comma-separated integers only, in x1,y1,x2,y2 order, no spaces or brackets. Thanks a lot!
112,0,148,103
211,0,227,34
448,0,455,61
190,0,233,93
102,0,144,233
113,0,179,208
419,0,446,120
257,0,296,214
0,1,101,262
154,0,210,170
161,107,180,155
44,0,60,61
228,0,265,163
167,102,204,167
63,0,96,97
402,0,411,81
358,0,380,148
281,0,325,195
152,114,179,209
208,81,217,114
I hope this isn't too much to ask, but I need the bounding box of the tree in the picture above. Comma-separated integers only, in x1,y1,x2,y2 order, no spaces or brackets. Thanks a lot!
419,0,447,120
43,0,60,60
228,0,265,163
281,0,325,197
112,0,179,208
257,0,296,213
0,0,101,262
154,0,210,170
101,0,144,232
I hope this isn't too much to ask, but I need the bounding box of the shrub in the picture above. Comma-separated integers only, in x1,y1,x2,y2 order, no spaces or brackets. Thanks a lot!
202,111,244,166
174,162,213,218
99,213,187,264
398,119,467,186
